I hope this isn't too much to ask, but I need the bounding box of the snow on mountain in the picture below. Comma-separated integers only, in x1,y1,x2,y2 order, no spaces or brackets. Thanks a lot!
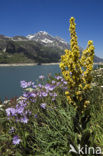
26,31,68,49
41,38,53,43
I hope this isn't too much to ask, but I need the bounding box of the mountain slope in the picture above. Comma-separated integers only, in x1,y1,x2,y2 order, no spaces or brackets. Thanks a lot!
0,31,103,64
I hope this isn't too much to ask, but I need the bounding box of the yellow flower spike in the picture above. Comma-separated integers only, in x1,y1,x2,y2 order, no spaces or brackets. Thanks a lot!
65,91,69,95
88,40,93,46
60,17,94,111
84,100,90,105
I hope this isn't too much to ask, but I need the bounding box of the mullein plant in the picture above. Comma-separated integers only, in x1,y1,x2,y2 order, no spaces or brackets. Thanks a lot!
60,17,94,147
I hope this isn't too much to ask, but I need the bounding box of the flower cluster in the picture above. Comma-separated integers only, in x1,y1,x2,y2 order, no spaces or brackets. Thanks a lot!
59,17,94,111
5,75,67,145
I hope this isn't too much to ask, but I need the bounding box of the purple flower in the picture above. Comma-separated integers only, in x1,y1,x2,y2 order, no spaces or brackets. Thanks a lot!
6,108,16,116
63,81,67,85
56,82,61,86
38,84,43,88
18,101,27,107
30,99,36,103
34,114,37,118
23,92,28,98
42,92,48,97
16,106,24,114
20,116,28,124
32,85,37,88
20,80,31,89
55,76,62,80
53,93,57,97
12,135,21,145
25,110,31,115
39,75,45,79
52,98,55,101
45,84,55,91
37,91,42,97
40,103,47,109
49,85,55,91
52,80,56,84
61,78,64,82
30,92,37,98
45,84,51,90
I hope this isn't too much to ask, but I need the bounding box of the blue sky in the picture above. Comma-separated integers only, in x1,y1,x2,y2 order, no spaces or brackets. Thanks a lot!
0,0,103,58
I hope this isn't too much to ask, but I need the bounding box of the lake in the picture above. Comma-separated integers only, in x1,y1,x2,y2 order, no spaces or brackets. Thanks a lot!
0,64,98,101
0,65,60,101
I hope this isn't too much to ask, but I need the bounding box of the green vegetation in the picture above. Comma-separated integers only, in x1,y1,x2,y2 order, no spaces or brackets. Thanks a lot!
0,40,63,64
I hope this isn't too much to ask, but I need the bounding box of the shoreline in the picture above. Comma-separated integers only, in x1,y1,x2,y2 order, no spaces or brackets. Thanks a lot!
0,63,60,67
0,62,103,67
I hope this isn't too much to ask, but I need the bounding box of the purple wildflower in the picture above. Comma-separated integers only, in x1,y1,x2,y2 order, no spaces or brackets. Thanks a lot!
45,84,51,90
45,84,55,91
6,108,16,116
52,80,56,84
63,81,67,85
20,80,31,89
55,76,62,80
42,92,48,97
12,135,21,145
52,97,55,101
61,78,64,82
32,85,37,88
23,92,28,98
30,92,37,98
16,106,24,114
53,93,57,97
20,116,28,124
34,114,38,118
38,84,43,88
40,103,47,109
25,110,31,115
39,75,45,79
56,82,61,86
30,99,36,103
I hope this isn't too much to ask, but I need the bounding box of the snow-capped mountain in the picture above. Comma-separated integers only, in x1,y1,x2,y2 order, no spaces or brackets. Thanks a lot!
0,31,69,49
0,31,103,63
26,31,69,49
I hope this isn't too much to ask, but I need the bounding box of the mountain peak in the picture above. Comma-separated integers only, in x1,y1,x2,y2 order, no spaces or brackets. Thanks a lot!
26,31,68,49
26,31,49,40
38,31,48,35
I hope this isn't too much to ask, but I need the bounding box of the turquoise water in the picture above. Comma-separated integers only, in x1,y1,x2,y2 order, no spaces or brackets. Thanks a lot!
0,65,60,101
0,64,98,101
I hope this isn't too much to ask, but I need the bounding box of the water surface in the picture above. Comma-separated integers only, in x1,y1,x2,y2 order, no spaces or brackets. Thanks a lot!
0,65,60,101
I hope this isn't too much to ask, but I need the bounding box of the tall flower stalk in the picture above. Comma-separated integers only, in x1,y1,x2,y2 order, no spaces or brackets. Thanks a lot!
60,17,94,113
60,17,95,149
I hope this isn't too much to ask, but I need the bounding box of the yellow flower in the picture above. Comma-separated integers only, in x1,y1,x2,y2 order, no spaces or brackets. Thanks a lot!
88,40,93,46
59,17,94,111
65,91,69,95
84,100,90,105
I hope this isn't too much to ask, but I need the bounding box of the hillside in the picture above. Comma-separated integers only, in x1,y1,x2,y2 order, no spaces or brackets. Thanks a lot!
0,31,103,64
